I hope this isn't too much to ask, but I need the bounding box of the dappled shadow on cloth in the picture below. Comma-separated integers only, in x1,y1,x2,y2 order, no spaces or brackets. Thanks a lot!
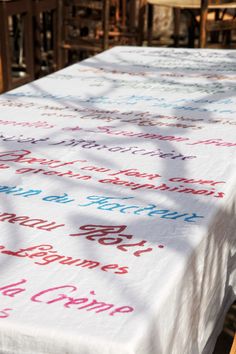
0,47,235,353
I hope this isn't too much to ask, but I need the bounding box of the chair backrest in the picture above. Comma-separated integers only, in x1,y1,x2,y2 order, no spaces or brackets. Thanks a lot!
0,0,34,92
60,0,109,64
60,0,139,65
199,0,236,47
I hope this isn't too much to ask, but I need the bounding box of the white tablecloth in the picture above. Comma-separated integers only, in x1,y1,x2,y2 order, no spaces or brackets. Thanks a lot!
0,47,235,354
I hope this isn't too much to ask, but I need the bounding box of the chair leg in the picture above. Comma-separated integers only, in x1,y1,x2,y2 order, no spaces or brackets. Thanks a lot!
0,3,12,92
137,0,146,45
0,53,3,93
147,3,153,46
58,0,67,68
34,11,42,78
173,7,180,47
210,9,220,43
102,0,109,50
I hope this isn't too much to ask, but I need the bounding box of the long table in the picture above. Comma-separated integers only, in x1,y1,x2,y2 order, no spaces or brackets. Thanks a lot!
0,46,235,354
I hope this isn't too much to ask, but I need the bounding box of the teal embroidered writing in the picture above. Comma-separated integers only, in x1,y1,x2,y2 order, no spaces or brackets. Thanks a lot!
77,195,204,223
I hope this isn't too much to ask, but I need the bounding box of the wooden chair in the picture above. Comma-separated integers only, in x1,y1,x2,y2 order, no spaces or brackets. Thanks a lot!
0,0,34,92
60,0,140,65
104,0,140,46
199,0,236,47
138,0,200,47
33,0,63,78
139,0,236,48
60,0,110,65
148,1,182,46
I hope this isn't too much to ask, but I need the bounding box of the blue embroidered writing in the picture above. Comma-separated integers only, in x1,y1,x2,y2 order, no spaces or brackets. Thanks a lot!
0,185,42,197
78,196,204,223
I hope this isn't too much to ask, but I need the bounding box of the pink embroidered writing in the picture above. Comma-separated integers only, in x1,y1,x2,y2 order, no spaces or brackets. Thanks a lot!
0,119,54,129
0,308,12,318
31,285,134,316
0,279,134,317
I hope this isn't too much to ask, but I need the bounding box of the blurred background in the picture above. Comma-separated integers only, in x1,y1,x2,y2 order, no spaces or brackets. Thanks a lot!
0,0,236,93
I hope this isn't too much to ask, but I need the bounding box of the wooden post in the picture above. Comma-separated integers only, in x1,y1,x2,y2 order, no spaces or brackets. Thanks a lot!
0,54,3,93
147,2,154,46
173,7,180,47
103,0,109,50
199,0,209,48
230,333,236,354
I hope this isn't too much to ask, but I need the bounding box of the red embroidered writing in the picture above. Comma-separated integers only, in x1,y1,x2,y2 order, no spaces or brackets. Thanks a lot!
0,212,65,232
95,126,190,143
0,149,83,168
98,177,225,198
70,225,164,257
0,244,129,275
